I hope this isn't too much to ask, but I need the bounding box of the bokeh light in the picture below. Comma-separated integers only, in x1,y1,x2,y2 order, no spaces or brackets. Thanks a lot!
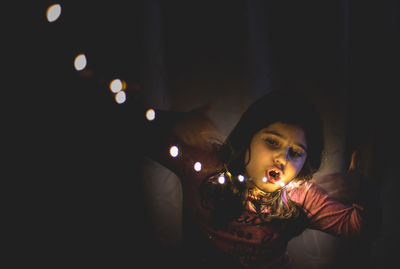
115,91,126,104
218,175,225,184
46,4,61,22
170,146,179,158
145,109,156,121
262,177,268,182
110,79,123,93
238,175,245,182
74,54,87,71
194,162,202,172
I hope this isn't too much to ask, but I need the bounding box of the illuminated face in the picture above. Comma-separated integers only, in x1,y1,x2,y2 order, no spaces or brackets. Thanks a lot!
244,122,308,193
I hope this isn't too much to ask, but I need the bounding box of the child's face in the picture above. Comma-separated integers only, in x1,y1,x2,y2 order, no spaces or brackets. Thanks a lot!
244,122,308,193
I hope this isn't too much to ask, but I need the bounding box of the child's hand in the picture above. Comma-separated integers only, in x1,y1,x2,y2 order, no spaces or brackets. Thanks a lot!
172,103,226,151
315,150,364,205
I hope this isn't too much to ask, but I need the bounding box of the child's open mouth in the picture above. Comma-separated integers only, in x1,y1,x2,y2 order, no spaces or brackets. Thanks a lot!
266,169,282,183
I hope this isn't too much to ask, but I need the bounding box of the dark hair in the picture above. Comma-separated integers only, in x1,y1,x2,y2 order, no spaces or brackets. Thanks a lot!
200,89,324,226
222,89,324,179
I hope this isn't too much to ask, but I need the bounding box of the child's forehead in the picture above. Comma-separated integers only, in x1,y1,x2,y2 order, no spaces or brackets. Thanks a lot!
257,123,307,148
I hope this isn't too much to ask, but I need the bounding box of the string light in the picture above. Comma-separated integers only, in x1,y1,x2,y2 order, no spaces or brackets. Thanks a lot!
145,109,156,121
280,182,285,187
47,5,133,104
74,54,87,71
110,79,123,93
169,146,179,158
262,177,268,183
109,78,128,103
46,4,61,22
218,175,225,184
238,174,245,182
115,91,126,104
194,162,202,172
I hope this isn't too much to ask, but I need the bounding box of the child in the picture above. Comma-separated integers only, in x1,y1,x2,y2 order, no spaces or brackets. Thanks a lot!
141,89,374,269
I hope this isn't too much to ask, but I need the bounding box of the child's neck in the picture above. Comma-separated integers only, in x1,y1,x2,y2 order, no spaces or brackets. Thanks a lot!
248,183,267,198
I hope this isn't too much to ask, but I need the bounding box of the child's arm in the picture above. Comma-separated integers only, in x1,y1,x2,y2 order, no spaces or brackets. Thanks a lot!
290,181,364,238
289,154,381,239
137,103,224,181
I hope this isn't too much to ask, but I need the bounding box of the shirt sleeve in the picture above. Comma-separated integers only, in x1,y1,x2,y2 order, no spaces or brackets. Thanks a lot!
289,182,364,238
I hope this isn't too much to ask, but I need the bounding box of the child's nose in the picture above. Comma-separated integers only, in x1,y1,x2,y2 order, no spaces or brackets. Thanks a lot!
274,147,289,168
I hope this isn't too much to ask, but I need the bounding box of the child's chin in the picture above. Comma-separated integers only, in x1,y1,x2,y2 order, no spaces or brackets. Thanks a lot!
258,184,279,193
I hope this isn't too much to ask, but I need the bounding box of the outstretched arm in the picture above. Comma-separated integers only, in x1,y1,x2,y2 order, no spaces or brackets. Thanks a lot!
138,103,225,180
315,150,382,237
290,150,381,238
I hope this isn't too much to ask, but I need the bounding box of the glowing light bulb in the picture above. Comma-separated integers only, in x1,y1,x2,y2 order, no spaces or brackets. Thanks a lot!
194,162,202,172
218,175,225,184
262,177,268,182
169,146,179,157
238,175,244,182
115,91,126,104
145,109,156,121
110,79,123,93
74,54,87,71
46,4,61,22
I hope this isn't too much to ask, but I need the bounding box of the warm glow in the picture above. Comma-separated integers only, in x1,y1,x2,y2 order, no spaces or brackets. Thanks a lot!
238,175,245,182
74,54,87,71
115,91,126,104
194,162,202,172
218,175,225,184
262,177,268,182
145,109,156,121
121,80,127,91
287,181,301,189
110,79,123,93
46,4,61,22
170,146,179,157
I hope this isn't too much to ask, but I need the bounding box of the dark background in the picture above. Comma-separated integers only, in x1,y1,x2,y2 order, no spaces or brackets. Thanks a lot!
6,0,399,268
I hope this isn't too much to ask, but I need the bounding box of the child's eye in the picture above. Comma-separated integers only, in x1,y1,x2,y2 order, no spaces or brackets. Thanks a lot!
290,148,304,158
265,138,278,146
